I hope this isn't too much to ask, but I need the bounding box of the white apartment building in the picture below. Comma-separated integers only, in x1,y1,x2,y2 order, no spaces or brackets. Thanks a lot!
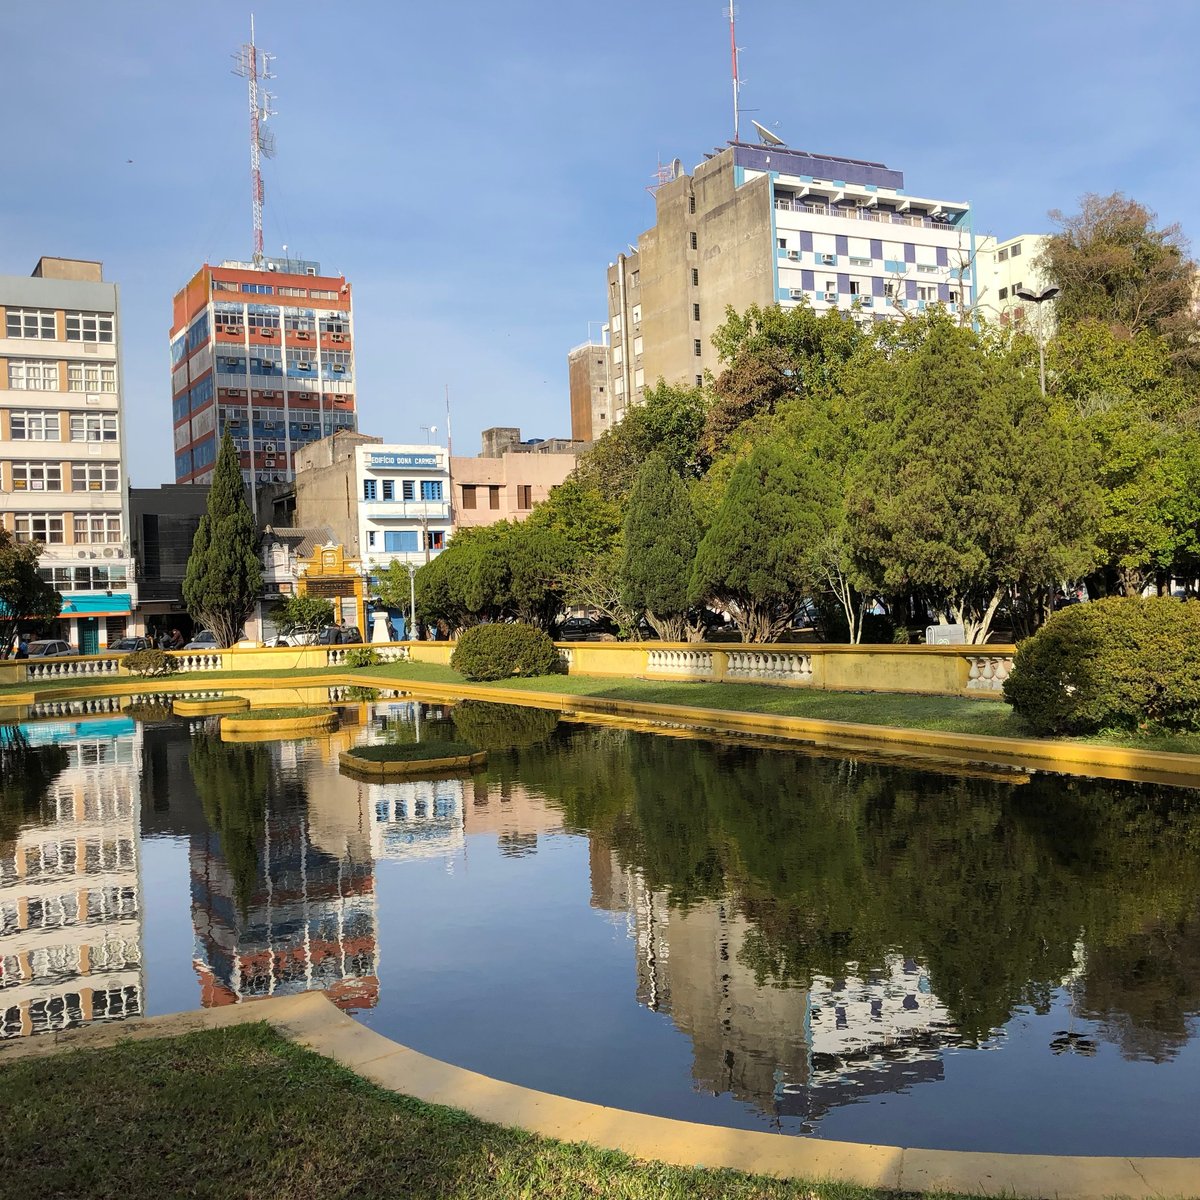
974,233,1053,328
0,258,134,652
358,445,450,574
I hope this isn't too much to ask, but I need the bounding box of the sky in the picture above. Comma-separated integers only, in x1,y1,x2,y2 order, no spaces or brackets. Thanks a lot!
3,0,1199,481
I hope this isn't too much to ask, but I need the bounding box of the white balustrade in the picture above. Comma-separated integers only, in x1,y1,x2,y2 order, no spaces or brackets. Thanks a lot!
965,654,1014,693
647,649,714,678
170,652,224,673
725,650,814,684
558,648,574,671
26,656,122,682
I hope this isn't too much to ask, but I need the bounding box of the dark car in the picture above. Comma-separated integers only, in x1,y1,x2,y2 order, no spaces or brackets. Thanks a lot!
317,624,363,645
110,637,151,653
556,616,617,642
27,639,73,657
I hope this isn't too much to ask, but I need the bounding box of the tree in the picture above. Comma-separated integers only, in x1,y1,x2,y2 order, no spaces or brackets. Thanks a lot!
182,432,263,647
0,528,61,657
1039,193,1199,358
692,438,826,642
273,593,334,631
621,455,703,641
850,313,1100,643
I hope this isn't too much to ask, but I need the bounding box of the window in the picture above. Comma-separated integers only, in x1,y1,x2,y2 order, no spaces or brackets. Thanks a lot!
12,514,63,544
884,281,897,299
488,485,501,510
998,287,1009,300
383,531,418,553
71,464,119,492
461,484,477,510
10,411,61,440
363,479,377,501
72,513,120,542
69,414,118,442
695,374,703,387
239,283,274,295
633,336,643,355
611,314,622,335
517,484,532,510
778,238,787,250
997,248,1009,263
381,479,394,501
1012,281,1024,294
691,268,699,286
689,232,697,250
631,304,642,324
689,195,696,214
5,309,56,339
849,280,863,297
276,286,308,298
65,312,114,342
1010,242,1022,257
67,362,117,392
420,479,443,501
8,361,59,390
917,285,937,302
692,303,700,321
693,339,702,356
308,289,337,300
367,530,377,548
630,270,639,287
948,289,960,304
12,463,62,492
427,530,445,551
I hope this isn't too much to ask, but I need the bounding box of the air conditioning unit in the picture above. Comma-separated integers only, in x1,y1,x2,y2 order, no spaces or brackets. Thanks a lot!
786,250,801,261
102,547,115,558
820,254,836,266
297,361,312,370
77,550,88,559
263,442,277,452
823,292,838,303
332,363,345,373
233,326,244,334
301,423,311,430
788,289,805,300
261,390,276,398
262,328,277,338
332,333,344,342
859,295,874,307
305,267,317,276
265,459,277,468
296,331,310,340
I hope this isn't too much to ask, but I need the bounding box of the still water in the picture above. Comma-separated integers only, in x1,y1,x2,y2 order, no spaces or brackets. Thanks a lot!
3,697,1200,1155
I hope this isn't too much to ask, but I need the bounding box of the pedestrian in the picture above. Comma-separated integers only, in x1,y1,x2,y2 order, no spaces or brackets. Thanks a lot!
14,636,27,660
169,628,185,650
157,630,171,650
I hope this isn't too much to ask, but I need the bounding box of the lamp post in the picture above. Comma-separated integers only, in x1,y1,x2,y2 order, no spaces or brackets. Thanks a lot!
1014,286,1060,396
407,560,417,640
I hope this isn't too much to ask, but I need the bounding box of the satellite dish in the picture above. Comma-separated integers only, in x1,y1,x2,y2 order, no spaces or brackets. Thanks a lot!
752,120,785,147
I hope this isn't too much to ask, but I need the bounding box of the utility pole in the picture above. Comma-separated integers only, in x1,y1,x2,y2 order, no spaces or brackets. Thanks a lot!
232,16,276,265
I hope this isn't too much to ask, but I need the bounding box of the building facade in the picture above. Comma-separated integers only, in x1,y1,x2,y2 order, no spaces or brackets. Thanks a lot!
567,342,611,442
600,143,973,418
450,444,577,530
0,258,134,652
169,256,357,490
974,233,1052,327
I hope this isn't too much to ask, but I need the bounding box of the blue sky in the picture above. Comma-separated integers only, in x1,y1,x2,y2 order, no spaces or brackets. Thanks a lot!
4,0,1198,480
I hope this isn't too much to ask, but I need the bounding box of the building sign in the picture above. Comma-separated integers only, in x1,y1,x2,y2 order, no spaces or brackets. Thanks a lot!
366,453,440,470
305,577,356,599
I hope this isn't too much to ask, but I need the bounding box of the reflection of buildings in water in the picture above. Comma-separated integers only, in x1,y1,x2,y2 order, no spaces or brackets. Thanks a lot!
190,742,379,1012
0,719,143,1040
466,776,566,853
590,847,959,1123
367,779,465,863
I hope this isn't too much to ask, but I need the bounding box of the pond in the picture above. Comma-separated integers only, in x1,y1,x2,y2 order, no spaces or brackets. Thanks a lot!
2,697,1200,1156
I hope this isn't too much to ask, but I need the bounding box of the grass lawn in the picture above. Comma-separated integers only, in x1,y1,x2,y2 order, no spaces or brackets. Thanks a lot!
348,738,476,762
227,706,335,721
0,1023,938,1200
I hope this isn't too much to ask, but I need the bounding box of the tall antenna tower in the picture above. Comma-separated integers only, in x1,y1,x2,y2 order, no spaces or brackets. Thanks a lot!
728,1,741,142
232,15,276,265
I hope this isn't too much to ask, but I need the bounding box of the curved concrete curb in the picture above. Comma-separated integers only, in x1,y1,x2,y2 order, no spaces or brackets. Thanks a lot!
219,710,339,740
2,992,1196,1199
338,749,487,777
173,696,250,716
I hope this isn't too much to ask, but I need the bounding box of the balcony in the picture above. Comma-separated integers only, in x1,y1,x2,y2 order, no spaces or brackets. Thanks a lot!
363,499,450,522
774,199,961,232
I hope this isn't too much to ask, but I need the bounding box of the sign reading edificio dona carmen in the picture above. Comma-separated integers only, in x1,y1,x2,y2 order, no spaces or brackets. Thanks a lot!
366,453,440,469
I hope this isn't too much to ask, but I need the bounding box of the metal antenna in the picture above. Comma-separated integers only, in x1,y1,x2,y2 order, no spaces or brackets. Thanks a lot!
728,1,741,142
233,15,277,265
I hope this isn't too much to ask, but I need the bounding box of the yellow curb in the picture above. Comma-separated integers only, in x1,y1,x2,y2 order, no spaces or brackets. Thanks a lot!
337,749,487,777
219,710,339,740
2,991,1195,1199
172,696,250,716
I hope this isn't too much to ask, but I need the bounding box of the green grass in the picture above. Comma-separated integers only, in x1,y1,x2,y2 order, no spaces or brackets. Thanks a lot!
0,1023,952,1200
348,739,477,762
231,706,335,721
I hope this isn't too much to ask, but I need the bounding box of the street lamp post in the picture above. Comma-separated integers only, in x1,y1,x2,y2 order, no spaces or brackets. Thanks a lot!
407,560,417,640
1014,286,1060,396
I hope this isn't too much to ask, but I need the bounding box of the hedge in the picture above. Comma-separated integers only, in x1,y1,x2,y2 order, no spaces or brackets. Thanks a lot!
450,623,560,682
1003,596,1200,735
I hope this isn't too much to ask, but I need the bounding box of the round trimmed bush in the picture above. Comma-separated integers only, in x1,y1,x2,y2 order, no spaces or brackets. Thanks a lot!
1003,596,1200,735
450,623,560,682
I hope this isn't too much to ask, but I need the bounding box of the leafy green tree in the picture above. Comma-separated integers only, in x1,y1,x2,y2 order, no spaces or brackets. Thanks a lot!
1039,193,1199,360
273,593,334,630
0,527,61,657
183,433,263,647
692,438,826,642
850,313,1100,642
620,454,703,641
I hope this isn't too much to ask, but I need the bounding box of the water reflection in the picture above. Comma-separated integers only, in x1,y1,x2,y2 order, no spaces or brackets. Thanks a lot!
0,718,143,1039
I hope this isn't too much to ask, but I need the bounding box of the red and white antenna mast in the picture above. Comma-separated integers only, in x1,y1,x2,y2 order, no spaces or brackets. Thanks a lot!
233,15,276,265
728,1,741,142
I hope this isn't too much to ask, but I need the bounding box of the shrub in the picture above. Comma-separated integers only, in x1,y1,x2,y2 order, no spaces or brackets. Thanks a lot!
343,647,382,669
450,623,560,682
122,649,178,678
1003,596,1200,735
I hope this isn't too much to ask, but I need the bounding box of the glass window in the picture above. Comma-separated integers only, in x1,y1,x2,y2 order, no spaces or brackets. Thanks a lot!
383,530,418,553
5,309,56,339
66,362,117,392
70,414,118,442
363,479,377,501
381,479,394,501
426,530,444,551
1010,242,1022,258
11,463,62,492
71,464,119,492
10,411,61,440
8,361,59,390
74,516,122,544
65,312,114,342
12,514,63,544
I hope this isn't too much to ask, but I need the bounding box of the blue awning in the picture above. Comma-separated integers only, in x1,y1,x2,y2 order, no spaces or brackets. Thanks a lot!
58,592,132,616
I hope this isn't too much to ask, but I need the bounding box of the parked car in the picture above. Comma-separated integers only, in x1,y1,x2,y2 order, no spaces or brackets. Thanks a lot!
26,639,73,658
315,624,363,645
183,630,219,651
274,625,319,647
556,616,616,642
110,637,151,653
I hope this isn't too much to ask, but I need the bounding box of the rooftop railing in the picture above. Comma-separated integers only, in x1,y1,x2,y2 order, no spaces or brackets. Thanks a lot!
774,199,962,231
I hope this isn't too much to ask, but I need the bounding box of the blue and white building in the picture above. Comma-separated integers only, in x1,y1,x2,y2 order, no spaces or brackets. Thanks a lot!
356,443,450,573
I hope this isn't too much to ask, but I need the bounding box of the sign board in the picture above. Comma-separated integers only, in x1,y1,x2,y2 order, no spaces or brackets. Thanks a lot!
306,577,356,598
366,453,439,470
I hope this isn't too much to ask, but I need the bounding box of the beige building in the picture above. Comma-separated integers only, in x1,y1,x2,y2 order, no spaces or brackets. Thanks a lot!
598,141,972,420
974,233,1053,328
451,429,577,530
0,257,134,651
567,342,611,442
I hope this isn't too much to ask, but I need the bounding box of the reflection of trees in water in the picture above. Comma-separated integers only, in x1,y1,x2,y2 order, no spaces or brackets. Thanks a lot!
496,725,1200,1053
0,726,69,848
451,702,559,751
189,735,270,916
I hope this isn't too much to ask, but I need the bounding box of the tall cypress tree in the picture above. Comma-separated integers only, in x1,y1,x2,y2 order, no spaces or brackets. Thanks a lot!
183,432,263,647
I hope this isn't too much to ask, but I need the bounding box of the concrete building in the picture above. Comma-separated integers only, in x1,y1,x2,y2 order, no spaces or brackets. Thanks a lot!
170,256,358,489
452,428,578,531
599,142,972,419
567,341,614,442
480,427,586,457
291,431,450,575
129,484,210,638
0,258,134,651
974,233,1053,327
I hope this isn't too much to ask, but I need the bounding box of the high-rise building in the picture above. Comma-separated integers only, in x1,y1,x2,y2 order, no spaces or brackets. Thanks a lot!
169,256,358,489
597,142,973,421
567,341,611,442
0,258,134,652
